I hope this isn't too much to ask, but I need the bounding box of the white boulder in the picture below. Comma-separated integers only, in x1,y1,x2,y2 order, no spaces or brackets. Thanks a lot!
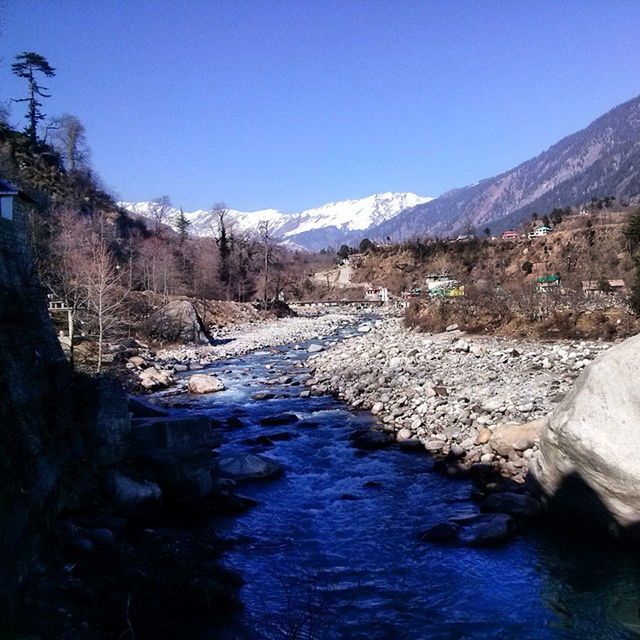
530,334,640,535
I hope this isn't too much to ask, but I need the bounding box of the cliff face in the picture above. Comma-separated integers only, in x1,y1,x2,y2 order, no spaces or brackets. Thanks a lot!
0,194,104,610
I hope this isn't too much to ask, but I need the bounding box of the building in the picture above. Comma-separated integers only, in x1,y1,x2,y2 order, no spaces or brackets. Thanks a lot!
528,226,552,239
537,274,561,292
401,287,422,299
364,286,389,303
425,273,463,298
501,229,520,240
0,179,18,221
582,279,627,295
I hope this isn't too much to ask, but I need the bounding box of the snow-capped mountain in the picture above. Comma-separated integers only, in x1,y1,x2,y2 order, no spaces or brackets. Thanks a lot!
120,192,432,251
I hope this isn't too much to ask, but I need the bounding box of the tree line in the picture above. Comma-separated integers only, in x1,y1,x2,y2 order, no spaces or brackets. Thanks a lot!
2,51,330,370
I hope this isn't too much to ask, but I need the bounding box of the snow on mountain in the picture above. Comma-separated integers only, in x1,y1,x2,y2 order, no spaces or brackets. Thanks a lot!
119,192,432,250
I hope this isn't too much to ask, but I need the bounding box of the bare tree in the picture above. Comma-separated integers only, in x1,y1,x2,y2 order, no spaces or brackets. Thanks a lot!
148,195,172,236
45,209,92,364
258,219,275,309
51,113,89,171
82,233,127,372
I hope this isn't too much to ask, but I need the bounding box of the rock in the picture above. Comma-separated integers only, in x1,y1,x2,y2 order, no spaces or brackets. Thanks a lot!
188,374,225,394
83,527,116,549
131,415,221,454
128,355,146,367
128,396,170,418
148,300,211,344
139,367,173,390
475,428,492,445
110,472,162,518
371,402,384,415
425,440,445,452
399,439,424,452
531,334,640,535
489,419,545,457
213,454,282,482
357,324,372,333
252,391,275,401
445,324,459,332
350,429,395,450
421,513,516,547
481,492,541,518
68,537,95,554
307,344,324,353
454,339,470,353
419,522,461,543
396,427,413,442
454,513,517,546
260,413,299,426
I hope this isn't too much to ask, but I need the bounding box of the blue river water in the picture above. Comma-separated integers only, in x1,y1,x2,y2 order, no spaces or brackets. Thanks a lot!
168,323,640,639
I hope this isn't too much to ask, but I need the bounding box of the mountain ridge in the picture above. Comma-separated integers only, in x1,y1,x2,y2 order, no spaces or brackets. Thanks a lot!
370,93,640,239
120,191,433,251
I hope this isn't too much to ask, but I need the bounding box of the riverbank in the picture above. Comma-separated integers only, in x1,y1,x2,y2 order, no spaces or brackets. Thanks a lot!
127,312,363,391
305,317,612,482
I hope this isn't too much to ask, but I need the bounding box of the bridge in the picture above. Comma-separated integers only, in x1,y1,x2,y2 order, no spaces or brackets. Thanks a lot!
290,299,387,307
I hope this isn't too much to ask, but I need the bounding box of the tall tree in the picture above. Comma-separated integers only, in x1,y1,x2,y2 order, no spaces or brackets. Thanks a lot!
258,219,274,310
82,233,127,373
211,204,231,297
11,51,56,144
148,195,172,236
173,207,191,244
51,113,89,171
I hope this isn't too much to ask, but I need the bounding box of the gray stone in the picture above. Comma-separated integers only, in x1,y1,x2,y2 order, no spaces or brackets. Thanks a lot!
214,454,282,482
187,373,225,394
110,472,162,518
531,333,640,534
148,300,211,344
481,492,541,518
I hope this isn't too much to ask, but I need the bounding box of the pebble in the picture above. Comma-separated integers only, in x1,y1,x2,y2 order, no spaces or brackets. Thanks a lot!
305,317,610,479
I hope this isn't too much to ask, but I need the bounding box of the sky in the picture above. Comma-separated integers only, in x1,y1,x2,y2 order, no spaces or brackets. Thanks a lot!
2,1,640,212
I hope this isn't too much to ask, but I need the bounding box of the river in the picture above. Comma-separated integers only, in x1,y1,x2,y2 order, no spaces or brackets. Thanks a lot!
161,321,640,639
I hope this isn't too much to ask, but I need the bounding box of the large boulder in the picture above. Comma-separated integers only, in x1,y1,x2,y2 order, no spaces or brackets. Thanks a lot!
530,334,640,536
350,429,395,450
420,513,517,547
213,454,282,482
148,300,211,344
130,415,222,454
109,472,162,518
139,366,174,390
188,374,225,394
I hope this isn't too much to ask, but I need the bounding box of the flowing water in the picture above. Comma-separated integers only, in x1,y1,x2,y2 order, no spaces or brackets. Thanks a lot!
166,323,640,639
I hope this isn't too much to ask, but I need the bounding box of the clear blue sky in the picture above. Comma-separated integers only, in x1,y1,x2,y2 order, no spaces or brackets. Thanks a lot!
2,1,640,212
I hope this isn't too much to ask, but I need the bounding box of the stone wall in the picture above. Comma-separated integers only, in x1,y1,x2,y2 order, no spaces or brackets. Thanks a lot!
0,198,128,612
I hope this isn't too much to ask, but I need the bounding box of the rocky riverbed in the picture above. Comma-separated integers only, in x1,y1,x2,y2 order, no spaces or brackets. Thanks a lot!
128,312,361,391
305,317,612,482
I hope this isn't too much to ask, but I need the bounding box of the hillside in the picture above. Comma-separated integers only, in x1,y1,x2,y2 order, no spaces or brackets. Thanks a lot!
369,94,640,240
352,211,639,338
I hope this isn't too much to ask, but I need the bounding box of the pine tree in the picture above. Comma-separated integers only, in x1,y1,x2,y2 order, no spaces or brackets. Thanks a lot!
173,208,191,244
11,51,56,144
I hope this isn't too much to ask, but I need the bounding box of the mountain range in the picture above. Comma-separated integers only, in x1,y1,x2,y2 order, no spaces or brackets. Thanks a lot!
122,93,640,250
120,192,432,251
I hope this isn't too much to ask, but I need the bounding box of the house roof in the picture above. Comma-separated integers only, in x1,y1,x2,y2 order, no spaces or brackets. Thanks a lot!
537,275,560,283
